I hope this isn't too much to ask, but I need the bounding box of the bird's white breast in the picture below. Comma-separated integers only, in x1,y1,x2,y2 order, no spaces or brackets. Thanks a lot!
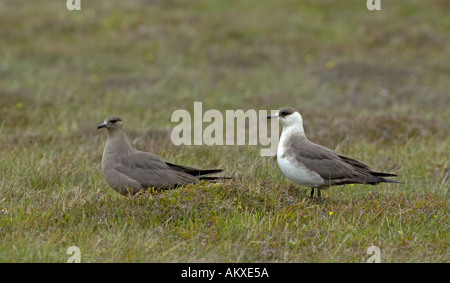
277,128,324,188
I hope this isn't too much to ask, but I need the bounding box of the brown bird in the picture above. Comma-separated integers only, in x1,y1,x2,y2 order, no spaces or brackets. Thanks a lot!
97,115,225,195
268,107,400,203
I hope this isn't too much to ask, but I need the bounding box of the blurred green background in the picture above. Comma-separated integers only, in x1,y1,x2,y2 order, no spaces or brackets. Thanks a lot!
1,1,449,134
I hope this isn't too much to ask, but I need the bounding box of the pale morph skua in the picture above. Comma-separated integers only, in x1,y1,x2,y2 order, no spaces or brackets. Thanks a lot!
268,107,400,203
97,115,224,195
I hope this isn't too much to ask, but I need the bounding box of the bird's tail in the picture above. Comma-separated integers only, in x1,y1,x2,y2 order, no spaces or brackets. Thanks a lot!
166,162,217,175
370,171,398,178
377,178,403,184
368,171,403,185
198,169,232,183
196,169,224,176
166,162,231,180
199,175,232,182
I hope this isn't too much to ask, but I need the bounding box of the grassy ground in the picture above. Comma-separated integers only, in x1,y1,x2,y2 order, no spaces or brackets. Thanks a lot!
0,0,449,262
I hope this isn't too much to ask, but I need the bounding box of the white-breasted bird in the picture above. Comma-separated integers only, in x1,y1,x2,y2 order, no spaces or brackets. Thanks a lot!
268,107,400,203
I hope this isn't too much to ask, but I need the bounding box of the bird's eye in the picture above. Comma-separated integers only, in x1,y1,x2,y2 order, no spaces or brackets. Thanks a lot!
281,111,288,116
110,120,118,124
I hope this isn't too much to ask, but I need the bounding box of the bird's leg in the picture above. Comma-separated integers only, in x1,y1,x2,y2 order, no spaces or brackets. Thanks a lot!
317,189,322,204
310,187,315,198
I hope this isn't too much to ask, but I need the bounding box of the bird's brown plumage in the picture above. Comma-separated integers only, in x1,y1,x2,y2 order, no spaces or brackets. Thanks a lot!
286,134,398,189
98,115,224,195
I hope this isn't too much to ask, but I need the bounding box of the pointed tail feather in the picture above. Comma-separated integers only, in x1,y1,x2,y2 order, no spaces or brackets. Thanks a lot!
377,177,403,184
369,171,402,185
196,169,224,177
370,171,398,177
199,176,232,182
367,175,403,185
166,162,223,177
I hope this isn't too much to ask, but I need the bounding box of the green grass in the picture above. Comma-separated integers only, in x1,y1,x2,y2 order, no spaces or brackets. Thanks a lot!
0,0,449,262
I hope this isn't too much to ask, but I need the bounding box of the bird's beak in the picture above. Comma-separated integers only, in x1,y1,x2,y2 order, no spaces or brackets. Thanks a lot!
267,113,279,119
97,122,107,129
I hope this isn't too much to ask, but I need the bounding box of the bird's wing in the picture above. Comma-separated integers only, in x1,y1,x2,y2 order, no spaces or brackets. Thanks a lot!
114,151,198,189
291,139,369,182
336,154,371,170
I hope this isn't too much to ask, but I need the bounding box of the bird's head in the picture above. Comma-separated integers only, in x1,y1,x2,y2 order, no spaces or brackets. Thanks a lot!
267,107,303,128
97,115,124,132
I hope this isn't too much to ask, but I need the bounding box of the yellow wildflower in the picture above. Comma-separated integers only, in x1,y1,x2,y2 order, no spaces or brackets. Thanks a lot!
90,74,100,83
325,61,335,70
145,52,154,61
